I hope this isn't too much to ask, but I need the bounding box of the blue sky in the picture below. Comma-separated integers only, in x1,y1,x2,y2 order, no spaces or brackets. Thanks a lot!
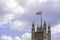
0,0,60,40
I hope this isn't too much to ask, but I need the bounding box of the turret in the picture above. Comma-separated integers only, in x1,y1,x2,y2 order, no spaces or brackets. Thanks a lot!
32,21,35,32
43,20,46,29
48,24,51,40
39,25,43,31
37,24,43,32
43,20,47,40
32,21,35,40
37,25,40,32
43,20,46,34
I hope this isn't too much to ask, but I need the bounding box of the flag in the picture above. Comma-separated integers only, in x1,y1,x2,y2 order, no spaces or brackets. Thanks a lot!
36,11,42,15
36,11,42,25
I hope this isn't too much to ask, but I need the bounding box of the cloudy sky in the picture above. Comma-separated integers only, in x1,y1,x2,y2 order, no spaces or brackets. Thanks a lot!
0,0,60,40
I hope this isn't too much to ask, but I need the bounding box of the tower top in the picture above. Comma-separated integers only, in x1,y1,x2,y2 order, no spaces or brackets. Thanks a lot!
48,24,50,30
32,21,34,26
43,20,46,26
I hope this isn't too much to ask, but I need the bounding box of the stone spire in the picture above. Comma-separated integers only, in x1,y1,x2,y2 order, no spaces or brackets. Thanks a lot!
32,21,35,40
48,24,51,40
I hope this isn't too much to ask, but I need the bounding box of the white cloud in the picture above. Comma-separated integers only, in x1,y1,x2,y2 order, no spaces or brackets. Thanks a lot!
45,0,60,10
4,0,25,14
1,35,13,40
1,32,31,40
0,13,15,28
51,23,60,40
21,32,31,40
26,0,37,6
26,0,48,5
1,35,21,40
51,23,60,35
10,20,31,31
52,0,58,2
0,0,34,28
15,36,21,40
5,14,15,20
2,0,60,13
0,0,26,28
38,0,48,4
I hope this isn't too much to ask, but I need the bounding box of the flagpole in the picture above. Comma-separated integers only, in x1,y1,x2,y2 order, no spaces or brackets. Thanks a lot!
36,11,42,26
41,12,43,26
41,13,42,25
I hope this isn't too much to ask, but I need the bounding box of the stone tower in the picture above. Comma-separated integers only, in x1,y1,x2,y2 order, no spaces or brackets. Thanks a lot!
31,21,51,40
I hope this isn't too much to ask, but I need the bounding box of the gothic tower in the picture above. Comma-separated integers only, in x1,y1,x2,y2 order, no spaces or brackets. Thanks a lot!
48,24,51,40
32,21,35,40
31,21,51,40
43,21,47,40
